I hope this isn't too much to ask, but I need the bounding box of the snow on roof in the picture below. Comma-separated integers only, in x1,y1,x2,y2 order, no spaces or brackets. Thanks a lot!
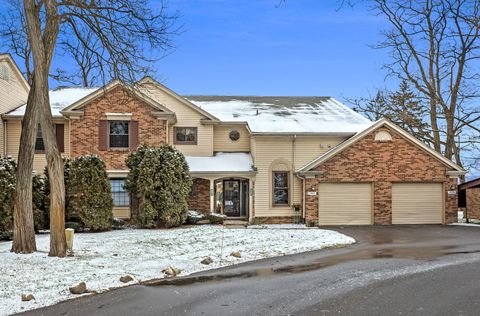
186,152,253,173
186,96,372,134
6,87,98,117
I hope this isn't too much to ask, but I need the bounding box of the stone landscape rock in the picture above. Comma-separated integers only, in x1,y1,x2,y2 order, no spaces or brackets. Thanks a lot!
162,266,182,277
230,251,241,258
119,275,134,283
69,282,87,294
21,294,35,302
201,256,214,265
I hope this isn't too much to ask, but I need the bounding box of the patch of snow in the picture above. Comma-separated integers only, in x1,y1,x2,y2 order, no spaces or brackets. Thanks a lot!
0,226,354,315
6,87,98,117
188,97,372,134
248,224,319,229
186,152,253,172
449,223,480,227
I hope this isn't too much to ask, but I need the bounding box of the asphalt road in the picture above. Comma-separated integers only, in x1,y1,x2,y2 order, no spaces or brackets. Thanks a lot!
19,225,480,316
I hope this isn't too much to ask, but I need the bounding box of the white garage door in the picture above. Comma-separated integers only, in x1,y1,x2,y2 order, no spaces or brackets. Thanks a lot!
392,183,443,224
318,183,372,225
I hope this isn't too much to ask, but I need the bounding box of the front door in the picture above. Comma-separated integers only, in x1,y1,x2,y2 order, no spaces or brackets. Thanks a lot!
223,180,240,217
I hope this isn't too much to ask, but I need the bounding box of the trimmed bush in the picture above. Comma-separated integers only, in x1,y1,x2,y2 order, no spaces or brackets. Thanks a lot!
0,157,16,234
32,173,48,231
125,144,192,228
67,155,113,231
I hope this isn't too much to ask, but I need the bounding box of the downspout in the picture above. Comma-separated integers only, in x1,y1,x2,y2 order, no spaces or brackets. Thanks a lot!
2,119,6,156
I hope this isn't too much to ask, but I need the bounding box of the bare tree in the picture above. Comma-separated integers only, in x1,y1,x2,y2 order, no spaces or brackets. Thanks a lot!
9,0,177,256
372,0,480,171
52,31,101,87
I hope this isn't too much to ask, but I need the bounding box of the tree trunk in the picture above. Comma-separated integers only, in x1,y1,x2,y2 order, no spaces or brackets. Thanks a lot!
39,106,66,257
11,82,38,254
24,0,66,257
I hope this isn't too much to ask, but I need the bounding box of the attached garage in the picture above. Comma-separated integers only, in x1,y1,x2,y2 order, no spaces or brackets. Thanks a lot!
318,183,372,225
392,183,443,224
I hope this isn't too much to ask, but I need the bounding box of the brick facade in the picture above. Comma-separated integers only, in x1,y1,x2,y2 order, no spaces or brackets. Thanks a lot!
304,126,458,225
70,86,167,170
187,178,211,214
466,188,480,220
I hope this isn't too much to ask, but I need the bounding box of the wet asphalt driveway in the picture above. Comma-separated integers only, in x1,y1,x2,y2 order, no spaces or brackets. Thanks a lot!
19,225,480,316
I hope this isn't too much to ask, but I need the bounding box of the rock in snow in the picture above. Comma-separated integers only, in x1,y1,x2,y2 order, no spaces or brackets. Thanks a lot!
21,294,35,302
162,267,181,277
69,282,87,295
230,251,241,258
119,275,134,283
201,256,214,265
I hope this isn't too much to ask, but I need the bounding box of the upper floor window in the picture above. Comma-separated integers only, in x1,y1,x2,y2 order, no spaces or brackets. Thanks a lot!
109,121,129,148
1,65,9,81
174,127,197,145
35,124,64,153
272,171,289,206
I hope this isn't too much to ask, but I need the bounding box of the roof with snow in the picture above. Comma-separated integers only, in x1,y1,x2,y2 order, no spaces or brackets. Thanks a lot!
5,87,98,117
4,86,372,135
186,96,372,134
186,152,254,173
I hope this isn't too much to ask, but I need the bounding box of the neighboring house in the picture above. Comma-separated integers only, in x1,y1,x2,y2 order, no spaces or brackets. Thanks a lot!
458,178,480,221
0,58,466,225
0,54,29,156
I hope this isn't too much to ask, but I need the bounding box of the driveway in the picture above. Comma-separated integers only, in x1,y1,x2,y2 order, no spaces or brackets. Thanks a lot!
19,225,480,316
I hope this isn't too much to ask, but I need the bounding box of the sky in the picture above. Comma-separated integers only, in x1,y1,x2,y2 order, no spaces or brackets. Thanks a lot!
3,0,394,100
148,0,394,100
156,0,396,99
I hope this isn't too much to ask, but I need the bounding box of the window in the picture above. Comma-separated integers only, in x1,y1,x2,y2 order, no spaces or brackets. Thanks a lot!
1,65,9,81
35,123,64,153
109,121,129,148
174,127,197,144
35,125,45,152
110,179,130,207
229,130,240,141
272,171,289,206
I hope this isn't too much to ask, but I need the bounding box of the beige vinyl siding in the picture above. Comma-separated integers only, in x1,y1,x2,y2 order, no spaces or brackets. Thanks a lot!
392,183,443,224
318,183,373,225
139,82,213,156
213,125,250,152
0,59,28,114
253,136,346,217
6,119,70,173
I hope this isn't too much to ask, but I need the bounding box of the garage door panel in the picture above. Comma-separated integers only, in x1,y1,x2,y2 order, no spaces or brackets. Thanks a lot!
318,183,372,225
392,183,443,224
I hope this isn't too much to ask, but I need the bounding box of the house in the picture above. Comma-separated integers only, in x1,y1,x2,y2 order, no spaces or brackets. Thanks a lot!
458,178,480,221
0,55,465,225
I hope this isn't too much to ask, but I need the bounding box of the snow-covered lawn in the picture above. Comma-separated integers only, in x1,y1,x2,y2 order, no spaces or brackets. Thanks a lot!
0,225,354,315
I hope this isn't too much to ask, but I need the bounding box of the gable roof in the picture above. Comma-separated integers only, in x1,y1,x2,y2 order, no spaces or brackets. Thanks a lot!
298,118,465,173
0,53,30,93
5,87,98,117
186,96,372,134
137,77,219,121
61,80,174,115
